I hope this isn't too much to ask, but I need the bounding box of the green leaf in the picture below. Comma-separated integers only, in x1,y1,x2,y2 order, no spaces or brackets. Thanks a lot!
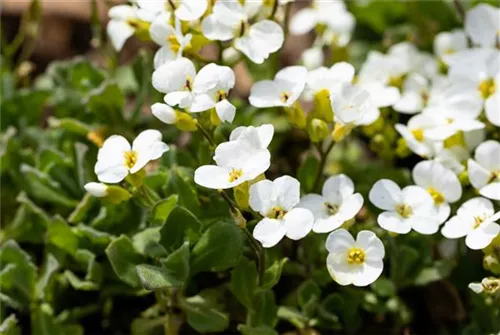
159,206,201,253
249,290,277,327
68,193,94,224
150,195,178,225
190,222,244,274
165,168,200,215
297,279,321,308
136,264,181,290
0,314,21,335
414,261,454,286
277,306,308,330
371,277,396,297
85,82,125,125
160,242,190,285
31,303,63,335
317,295,342,329
237,325,278,335
105,235,145,287
36,254,60,300
63,271,99,291
47,216,79,256
393,245,420,286
181,295,229,333
297,155,319,193
231,258,257,309
133,227,167,258
263,258,288,290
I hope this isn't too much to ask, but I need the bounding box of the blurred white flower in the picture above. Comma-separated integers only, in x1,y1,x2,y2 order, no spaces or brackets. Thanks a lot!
229,124,274,150
84,182,108,197
194,126,273,189
468,140,500,200
250,176,314,248
137,0,207,22
95,130,169,183
107,5,139,51
433,29,468,63
290,0,355,47
325,229,384,286
464,4,500,48
201,1,283,64
441,197,500,250
412,161,462,224
249,66,308,108
331,83,378,130
395,114,443,158
150,14,192,68
299,174,363,233
301,47,324,70
369,179,439,235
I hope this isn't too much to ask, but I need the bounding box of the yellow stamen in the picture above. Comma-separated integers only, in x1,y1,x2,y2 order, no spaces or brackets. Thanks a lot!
124,151,138,169
411,128,424,142
167,35,180,53
347,248,365,264
325,202,339,215
427,187,445,205
478,78,496,99
184,76,192,91
473,215,485,229
268,206,287,220
396,203,413,218
216,90,227,102
228,168,243,182
280,92,290,103
388,75,404,90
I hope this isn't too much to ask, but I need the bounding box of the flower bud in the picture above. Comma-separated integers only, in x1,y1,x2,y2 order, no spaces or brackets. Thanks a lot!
84,183,131,204
312,89,333,122
175,111,198,132
84,182,108,197
308,118,329,143
332,123,354,142
396,138,411,158
302,47,324,70
284,103,306,129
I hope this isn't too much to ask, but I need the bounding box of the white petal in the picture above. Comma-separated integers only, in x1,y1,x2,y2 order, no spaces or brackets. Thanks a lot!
189,93,215,112
249,179,275,215
465,4,499,47
441,215,471,239
151,103,176,124
485,93,500,126
408,215,439,235
329,62,355,83
378,212,412,234
194,165,235,189
356,230,385,260
353,260,384,287
253,218,287,248
326,253,355,286
436,203,451,224
412,160,462,203
289,8,317,34
313,215,346,233
175,0,207,21
322,174,354,198
215,100,236,123
193,63,235,93
201,14,235,41
274,175,301,210
298,194,327,218
109,5,137,20
465,223,500,250
107,20,134,51
338,193,364,221
154,46,176,69
393,92,423,114
369,179,402,211
401,185,434,210
479,183,500,201
468,159,492,190
475,140,500,172
131,130,169,173
165,91,193,108
152,57,196,93
325,228,354,253
229,124,274,149
468,282,484,293
249,80,283,107
283,208,314,240
95,161,129,184
150,14,175,46
84,182,108,197
244,20,284,63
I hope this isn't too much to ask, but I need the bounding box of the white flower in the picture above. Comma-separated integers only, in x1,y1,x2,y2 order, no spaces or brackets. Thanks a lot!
201,1,284,64
229,124,274,150
107,5,139,51
150,14,192,68
395,114,443,158
369,179,439,235
331,83,377,127
84,182,108,197
441,197,500,250
95,130,169,183
137,0,208,22
299,174,364,233
194,126,273,189
250,176,314,248
190,63,236,123
151,103,176,124
290,0,355,46
307,62,354,96
412,161,462,224
249,66,307,108
468,282,484,294
302,47,324,70
468,277,500,294
325,229,384,287
465,4,500,48
433,29,468,63
152,57,196,109
468,140,500,200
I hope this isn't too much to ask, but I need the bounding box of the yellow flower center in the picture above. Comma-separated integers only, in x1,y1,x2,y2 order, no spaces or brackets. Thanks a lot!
228,168,243,182
489,170,500,183
268,206,287,220
167,35,180,53
216,89,227,102
427,187,445,205
396,203,413,218
478,78,496,99
124,151,138,169
184,76,192,91
444,48,456,55
411,128,424,142
347,248,365,264
280,91,290,103
325,202,339,215
473,215,486,229
388,75,404,90
263,0,274,7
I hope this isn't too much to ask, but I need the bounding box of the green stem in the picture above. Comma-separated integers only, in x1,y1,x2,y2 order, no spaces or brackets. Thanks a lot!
311,140,335,192
242,227,266,286
283,2,293,38
268,0,279,20
195,121,216,147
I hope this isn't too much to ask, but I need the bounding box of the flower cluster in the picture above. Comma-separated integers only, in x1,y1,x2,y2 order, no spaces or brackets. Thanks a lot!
94,0,500,292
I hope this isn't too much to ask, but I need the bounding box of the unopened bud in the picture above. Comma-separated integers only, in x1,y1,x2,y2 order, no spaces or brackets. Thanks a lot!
308,118,329,142
332,123,354,142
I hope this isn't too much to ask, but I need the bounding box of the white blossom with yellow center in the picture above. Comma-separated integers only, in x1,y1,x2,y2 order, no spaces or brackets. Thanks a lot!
441,197,500,250
468,140,500,200
412,160,462,224
369,179,440,235
95,130,169,183
325,229,385,287
395,114,443,158
250,176,314,248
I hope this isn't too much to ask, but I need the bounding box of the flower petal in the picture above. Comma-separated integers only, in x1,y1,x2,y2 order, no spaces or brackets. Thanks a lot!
284,208,314,240
369,179,402,211
253,218,287,248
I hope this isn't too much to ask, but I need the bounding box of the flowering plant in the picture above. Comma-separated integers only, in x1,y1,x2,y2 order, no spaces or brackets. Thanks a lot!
1,0,499,334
